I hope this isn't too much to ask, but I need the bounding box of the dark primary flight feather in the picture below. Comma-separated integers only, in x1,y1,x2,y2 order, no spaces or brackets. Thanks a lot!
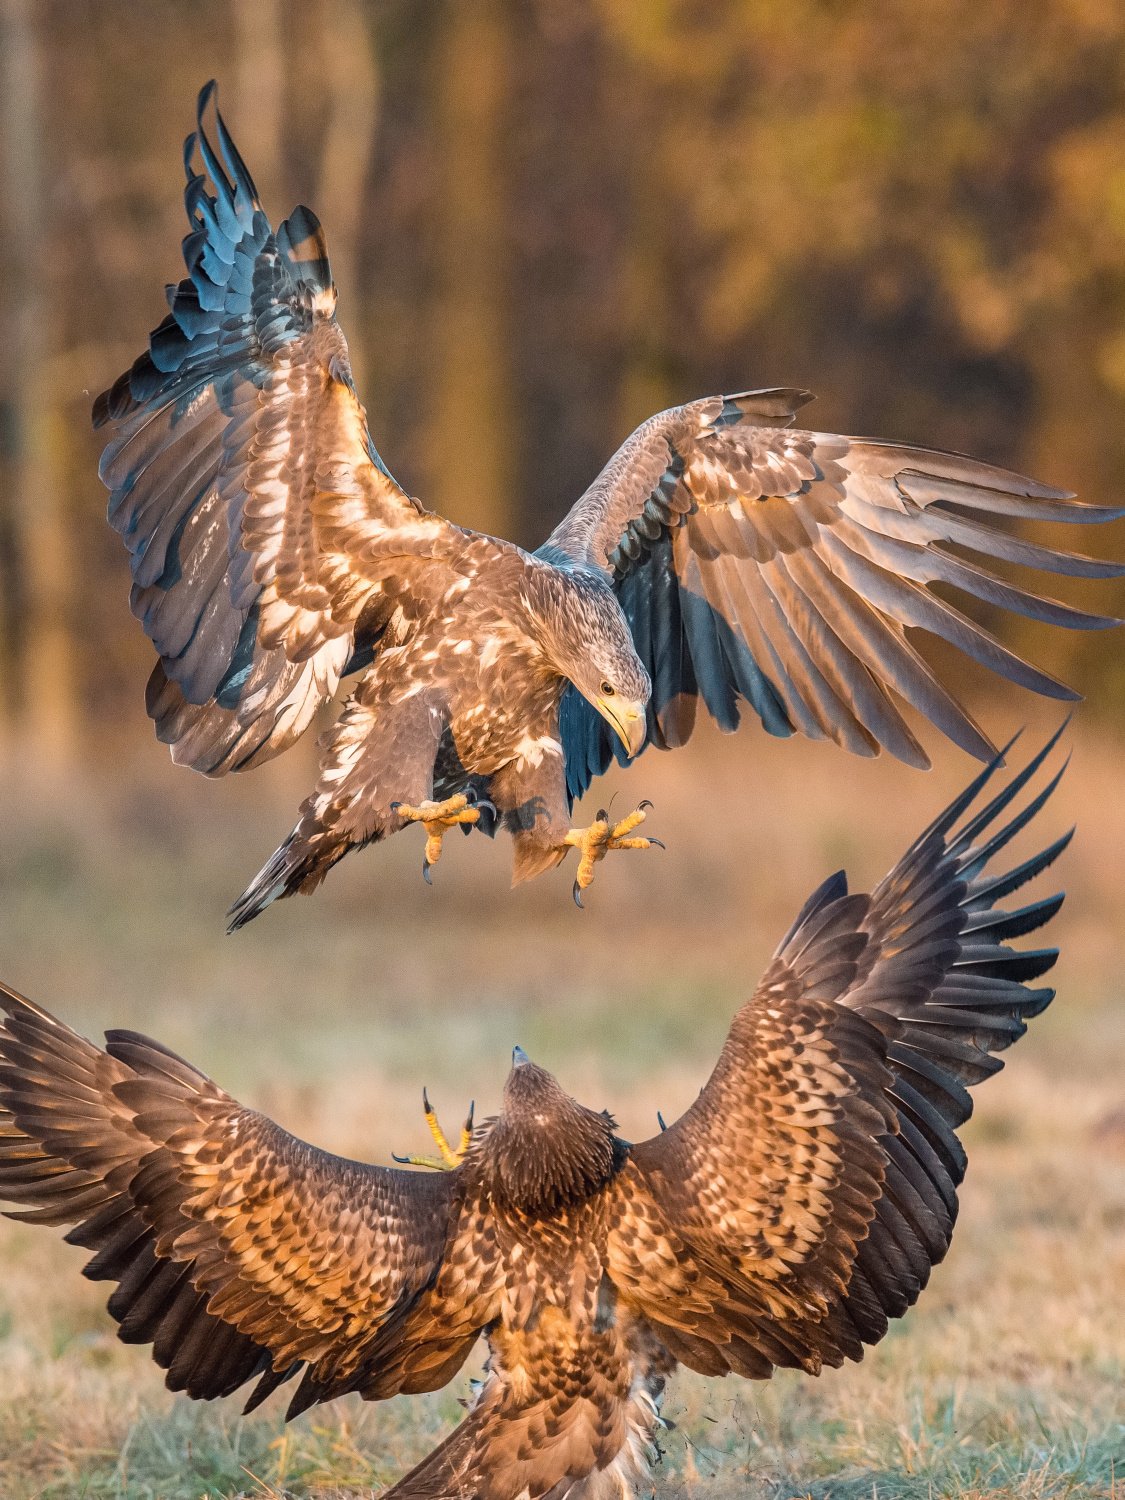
95,80,452,779
95,83,1120,921
549,398,1125,805
0,734,1069,1497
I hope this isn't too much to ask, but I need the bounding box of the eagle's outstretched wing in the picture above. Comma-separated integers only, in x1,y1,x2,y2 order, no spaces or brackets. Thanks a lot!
95,82,460,777
607,730,1066,1377
0,984,469,1418
545,390,1123,803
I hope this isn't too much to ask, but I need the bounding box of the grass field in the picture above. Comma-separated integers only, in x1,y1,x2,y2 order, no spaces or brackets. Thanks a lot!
1,701,1123,1499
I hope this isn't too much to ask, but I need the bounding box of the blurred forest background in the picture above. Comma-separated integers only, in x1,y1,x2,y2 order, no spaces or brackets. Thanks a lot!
5,0,1125,752
4,3,1125,1496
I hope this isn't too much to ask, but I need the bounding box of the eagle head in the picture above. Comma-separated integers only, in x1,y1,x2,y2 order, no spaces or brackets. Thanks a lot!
542,574,650,758
480,1047,624,1215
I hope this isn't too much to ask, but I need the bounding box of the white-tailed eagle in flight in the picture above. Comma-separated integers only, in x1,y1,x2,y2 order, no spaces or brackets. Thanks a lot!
0,732,1070,1496
94,84,1121,924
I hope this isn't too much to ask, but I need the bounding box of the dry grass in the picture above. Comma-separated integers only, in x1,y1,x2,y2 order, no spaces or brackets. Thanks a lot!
1,700,1124,1498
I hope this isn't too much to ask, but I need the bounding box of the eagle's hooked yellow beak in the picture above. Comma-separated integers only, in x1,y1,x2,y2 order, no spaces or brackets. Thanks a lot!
595,695,647,758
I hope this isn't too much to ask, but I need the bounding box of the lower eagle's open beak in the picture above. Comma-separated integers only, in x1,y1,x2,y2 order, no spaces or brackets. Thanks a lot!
598,699,647,758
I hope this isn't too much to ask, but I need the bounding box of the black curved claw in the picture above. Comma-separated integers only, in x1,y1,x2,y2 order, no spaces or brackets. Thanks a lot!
573,880,585,909
648,838,666,851
390,801,402,812
463,1100,475,1131
423,1086,431,1111
462,790,497,836
657,1111,667,1131
422,855,433,885
596,809,608,824
391,1151,411,1164
638,799,654,812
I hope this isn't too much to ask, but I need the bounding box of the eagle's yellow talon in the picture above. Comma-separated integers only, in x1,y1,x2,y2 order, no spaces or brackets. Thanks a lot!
563,802,663,906
393,1091,475,1171
392,794,484,879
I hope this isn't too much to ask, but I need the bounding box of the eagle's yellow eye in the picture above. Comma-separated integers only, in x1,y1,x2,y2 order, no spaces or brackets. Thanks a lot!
601,681,615,696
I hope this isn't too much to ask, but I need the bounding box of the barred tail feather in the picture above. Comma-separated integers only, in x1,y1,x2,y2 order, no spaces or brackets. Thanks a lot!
226,814,378,932
228,829,349,931
379,1399,490,1499
380,1322,669,1500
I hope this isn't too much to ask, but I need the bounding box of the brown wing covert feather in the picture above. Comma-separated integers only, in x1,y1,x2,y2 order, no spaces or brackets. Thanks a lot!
607,980,897,1379
610,734,1066,1378
0,983,469,1416
547,389,1123,800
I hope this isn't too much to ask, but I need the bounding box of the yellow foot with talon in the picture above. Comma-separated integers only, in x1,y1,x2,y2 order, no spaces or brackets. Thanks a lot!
391,794,495,884
392,1089,475,1171
563,800,664,907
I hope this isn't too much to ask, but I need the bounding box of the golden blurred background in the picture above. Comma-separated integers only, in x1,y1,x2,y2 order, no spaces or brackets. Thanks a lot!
4,3,1125,1495
6,0,1125,753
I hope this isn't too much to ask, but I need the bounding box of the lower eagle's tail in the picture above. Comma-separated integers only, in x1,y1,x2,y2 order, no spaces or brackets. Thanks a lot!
380,1327,670,1500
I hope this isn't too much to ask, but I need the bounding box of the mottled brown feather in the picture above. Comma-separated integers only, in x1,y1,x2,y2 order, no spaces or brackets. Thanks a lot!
0,741,1068,1495
547,393,1123,766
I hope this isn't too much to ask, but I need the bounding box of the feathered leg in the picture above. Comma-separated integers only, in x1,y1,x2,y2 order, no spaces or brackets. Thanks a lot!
489,749,572,886
490,752,662,904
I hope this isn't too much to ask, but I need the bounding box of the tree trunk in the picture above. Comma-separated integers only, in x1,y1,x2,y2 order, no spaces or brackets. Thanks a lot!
426,0,514,538
231,0,285,215
313,0,379,394
0,0,75,758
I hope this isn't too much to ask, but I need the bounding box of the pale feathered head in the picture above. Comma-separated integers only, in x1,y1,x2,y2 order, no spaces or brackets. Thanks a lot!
535,570,650,756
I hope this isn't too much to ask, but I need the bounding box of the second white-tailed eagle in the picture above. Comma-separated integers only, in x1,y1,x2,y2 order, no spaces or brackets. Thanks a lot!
0,732,1070,1496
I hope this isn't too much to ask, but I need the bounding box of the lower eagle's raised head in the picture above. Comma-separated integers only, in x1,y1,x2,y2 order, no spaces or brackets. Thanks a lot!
478,1047,626,1215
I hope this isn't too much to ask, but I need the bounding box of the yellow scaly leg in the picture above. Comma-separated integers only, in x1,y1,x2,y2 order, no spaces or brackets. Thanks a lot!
563,800,664,907
391,793,495,884
392,1089,475,1171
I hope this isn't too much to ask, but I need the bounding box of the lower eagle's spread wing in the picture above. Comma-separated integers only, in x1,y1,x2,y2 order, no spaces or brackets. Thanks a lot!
95,83,461,777
0,984,469,1418
606,962,899,1378
606,732,1066,1377
544,389,1124,804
